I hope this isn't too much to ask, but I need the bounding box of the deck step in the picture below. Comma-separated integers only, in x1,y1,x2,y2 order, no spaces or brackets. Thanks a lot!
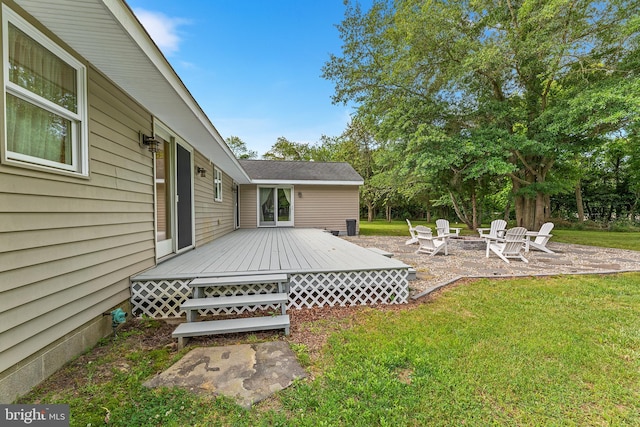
189,273,289,288
181,293,288,311
172,315,290,339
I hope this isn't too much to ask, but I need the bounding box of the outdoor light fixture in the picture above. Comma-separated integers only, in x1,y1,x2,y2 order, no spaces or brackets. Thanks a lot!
139,132,160,153
196,166,207,177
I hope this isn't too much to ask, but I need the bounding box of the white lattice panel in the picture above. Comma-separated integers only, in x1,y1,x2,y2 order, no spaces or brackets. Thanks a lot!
130,280,280,318
131,279,191,318
288,269,409,309
131,268,409,318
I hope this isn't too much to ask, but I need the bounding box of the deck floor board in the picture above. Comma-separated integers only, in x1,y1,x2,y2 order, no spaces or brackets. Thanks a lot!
132,228,409,280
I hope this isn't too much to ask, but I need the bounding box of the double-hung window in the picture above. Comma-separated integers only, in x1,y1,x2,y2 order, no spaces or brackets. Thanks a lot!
214,167,222,202
3,6,88,175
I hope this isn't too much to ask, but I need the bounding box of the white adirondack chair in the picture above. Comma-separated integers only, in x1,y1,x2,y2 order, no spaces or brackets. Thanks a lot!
488,227,528,263
405,219,418,245
436,219,461,239
478,219,507,242
526,222,555,253
416,227,448,256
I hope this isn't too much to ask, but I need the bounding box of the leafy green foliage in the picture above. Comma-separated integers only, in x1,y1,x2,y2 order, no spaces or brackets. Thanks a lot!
323,0,640,229
262,137,316,161
225,135,258,159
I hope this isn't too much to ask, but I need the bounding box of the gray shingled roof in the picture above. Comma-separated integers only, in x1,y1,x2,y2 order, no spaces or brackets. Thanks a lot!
239,160,364,183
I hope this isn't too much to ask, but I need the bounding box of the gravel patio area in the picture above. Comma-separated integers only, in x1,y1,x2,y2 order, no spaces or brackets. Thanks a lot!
344,235,640,299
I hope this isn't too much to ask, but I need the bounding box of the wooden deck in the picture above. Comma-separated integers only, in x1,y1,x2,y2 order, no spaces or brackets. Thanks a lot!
130,228,411,317
132,228,409,280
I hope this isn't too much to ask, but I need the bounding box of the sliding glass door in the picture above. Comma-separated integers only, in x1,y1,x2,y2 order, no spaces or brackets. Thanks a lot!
259,186,293,227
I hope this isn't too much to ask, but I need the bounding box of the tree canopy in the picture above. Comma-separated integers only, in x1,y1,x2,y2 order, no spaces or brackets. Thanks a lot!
225,136,258,159
323,0,640,229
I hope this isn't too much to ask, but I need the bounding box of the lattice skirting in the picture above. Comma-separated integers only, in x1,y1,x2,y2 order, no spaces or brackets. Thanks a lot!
288,269,409,309
130,268,409,318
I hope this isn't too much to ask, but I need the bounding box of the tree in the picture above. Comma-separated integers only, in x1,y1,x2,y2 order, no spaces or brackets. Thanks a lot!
323,0,640,229
225,135,257,159
332,117,381,221
262,137,315,161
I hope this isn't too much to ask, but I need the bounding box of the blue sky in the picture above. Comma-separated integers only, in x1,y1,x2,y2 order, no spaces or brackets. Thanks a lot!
127,0,357,156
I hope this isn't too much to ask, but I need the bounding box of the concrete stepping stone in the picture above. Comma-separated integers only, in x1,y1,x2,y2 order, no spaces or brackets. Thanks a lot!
144,341,306,408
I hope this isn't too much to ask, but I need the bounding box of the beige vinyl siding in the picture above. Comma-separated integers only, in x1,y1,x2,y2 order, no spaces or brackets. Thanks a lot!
0,63,155,375
294,185,360,232
238,184,257,228
238,184,359,232
193,151,235,246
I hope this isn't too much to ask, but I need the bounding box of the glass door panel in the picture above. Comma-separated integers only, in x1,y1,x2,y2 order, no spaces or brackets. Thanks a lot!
156,138,173,258
277,188,293,226
259,187,275,226
176,143,193,251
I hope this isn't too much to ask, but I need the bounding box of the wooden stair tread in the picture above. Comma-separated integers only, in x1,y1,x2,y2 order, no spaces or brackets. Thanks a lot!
181,293,288,310
189,273,288,288
172,315,290,338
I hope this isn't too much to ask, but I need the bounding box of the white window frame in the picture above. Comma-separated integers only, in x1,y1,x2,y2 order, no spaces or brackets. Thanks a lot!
214,167,223,202
2,5,88,176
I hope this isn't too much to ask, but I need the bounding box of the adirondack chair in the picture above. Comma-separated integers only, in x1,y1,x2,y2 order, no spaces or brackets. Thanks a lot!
405,219,418,245
436,219,462,240
488,227,528,263
416,227,448,256
525,222,555,253
478,219,507,242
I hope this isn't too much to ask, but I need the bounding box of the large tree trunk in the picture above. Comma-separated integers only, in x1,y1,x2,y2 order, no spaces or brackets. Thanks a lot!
367,202,374,222
471,189,478,230
515,193,549,230
449,191,473,228
575,182,585,221
512,164,552,230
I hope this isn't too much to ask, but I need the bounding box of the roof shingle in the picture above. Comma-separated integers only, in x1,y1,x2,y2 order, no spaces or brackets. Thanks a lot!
239,160,363,183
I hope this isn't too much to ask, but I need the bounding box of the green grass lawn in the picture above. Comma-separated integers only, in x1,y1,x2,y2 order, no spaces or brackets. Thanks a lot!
22,273,640,426
360,219,640,251
283,274,640,426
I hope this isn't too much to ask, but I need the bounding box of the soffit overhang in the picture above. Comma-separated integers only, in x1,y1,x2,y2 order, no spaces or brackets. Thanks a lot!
14,0,251,184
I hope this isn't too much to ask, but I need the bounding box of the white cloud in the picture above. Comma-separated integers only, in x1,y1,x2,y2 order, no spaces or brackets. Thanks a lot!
133,8,189,55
